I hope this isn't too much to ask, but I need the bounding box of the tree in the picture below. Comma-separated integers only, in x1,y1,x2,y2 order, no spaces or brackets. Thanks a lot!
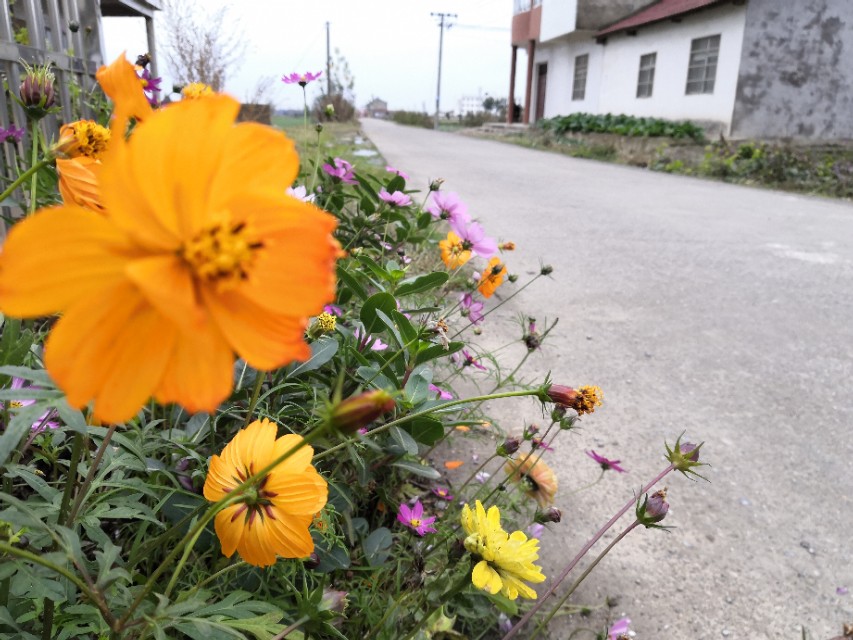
313,48,356,121
161,0,246,92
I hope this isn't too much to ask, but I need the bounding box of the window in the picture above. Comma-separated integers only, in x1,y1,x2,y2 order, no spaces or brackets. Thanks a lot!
572,54,589,101
686,35,720,95
637,53,656,98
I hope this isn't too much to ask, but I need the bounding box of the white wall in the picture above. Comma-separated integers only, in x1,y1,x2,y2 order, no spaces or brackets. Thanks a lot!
533,37,603,118
540,0,577,42
597,3,747,131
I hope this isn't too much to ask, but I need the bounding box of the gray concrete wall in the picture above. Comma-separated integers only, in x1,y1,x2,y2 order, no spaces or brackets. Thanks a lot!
576,0,652,31
731,0,853,140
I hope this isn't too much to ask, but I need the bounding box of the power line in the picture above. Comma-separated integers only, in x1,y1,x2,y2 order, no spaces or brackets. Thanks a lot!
431,12,457,130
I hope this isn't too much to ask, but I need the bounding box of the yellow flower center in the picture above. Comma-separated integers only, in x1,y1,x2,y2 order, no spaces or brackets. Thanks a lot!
58,121,111,160
316,312,337,332
409,518,422,527
181,221,262,289
182,82,214,99
8,400,23,408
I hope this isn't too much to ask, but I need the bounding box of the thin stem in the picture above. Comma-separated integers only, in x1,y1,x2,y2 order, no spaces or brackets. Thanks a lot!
273,615,310,640
501,463,675,639
400,567,471,640
456,453,498,496
28,121,40,214
531,521,640,638
364,591,413,640
450,274,542,340
244,371,266,427
0,158,51,204
57,432,85,525
67,423,117,524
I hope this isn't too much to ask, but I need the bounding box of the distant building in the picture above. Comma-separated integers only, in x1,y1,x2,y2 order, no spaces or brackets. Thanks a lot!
365,98,389,118
458,94,485,115
509,0,853,139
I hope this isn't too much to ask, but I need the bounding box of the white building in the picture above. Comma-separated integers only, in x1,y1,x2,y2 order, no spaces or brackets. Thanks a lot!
508,0,853,139
458,94,486,115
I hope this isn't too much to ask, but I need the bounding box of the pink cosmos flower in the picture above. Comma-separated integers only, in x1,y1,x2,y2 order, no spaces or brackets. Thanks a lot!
427,191,471,230
459,293,484,325
378,188,412,207
586,450,627,473
323,157,359,185
460,349,486,371
324,304,343,316
397,500,437,536
475,471,491,483
431,487,454,501
0,126,25,144
6,378,59,432
354,328,388,351
532,437,554,452
286,184,316,203
455,220,498,259
526,523,545,539
428,384,453,400
608,617,631,639
386,165,410,180
282,71,323,87
138,68,161,106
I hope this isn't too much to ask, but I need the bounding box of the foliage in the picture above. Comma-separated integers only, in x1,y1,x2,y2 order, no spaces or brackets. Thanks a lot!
391,111,434,129
539,112,706,142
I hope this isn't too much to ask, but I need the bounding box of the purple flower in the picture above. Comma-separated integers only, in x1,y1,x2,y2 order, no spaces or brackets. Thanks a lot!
286,185,316,203
0,126,25,144
527,523,545,539
432,487,454,501
586,450,627,473
386,165,410,180
357,427,369,436
378,188,412,207
455,220,498,259
459,293,484,325
6,378,59,432
282,71,323,87
428,384,452,400
531,437,554,452
427,191,471,230
837,586,849,596
397,500,437,536
324,304,343,317
322,157,359,185
138,68,161,106
474,471,491,483
461,349,486,371
354,328,388,351
608,617,631,639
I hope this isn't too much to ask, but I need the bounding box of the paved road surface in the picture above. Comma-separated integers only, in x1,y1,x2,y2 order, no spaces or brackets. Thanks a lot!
360,119,853,640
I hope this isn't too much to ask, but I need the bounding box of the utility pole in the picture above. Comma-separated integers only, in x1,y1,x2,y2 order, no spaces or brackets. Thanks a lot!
326,21,332,96
431,12,456,130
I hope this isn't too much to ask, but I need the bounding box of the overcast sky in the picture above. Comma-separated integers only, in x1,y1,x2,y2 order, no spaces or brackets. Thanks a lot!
103,1,518,113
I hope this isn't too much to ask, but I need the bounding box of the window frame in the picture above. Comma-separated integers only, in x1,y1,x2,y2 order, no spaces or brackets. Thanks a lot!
636,52,657,98
572,53,589,101
685,34,721,95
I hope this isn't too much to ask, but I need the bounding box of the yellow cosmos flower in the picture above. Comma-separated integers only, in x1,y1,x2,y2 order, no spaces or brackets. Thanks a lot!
439,231,471,269
478,257,507,298
55,120,111,160
0,94,339,423
504,453,558,507
182,82,215,99
461,500,545,600
203,419,328,567
53,120,112,212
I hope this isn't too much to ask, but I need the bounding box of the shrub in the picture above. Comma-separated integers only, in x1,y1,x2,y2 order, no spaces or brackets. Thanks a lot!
539,112,706,142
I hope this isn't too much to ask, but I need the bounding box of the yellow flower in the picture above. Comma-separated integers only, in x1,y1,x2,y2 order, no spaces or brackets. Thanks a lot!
203,419,327,567
316,312,336,333
504,453,558,507
478,257,507,298
461,501,545,600
182,82,215,99
439,231,471,269
0,94,339,423
575,385,603,415
53,120,112,212
55,120,111,160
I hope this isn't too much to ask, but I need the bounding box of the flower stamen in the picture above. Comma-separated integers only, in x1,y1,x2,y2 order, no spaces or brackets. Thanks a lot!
181,221,263,289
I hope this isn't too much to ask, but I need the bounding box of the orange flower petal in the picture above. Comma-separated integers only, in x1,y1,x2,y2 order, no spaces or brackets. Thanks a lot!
203,288,310,371
56,157,104,212
268,433,315,476
44,282,177,423
267,468,328,516
265,511,315,558
211,122,299,209
239,515,279,567
214,503,246,558
203,455,237,502
444,460,465,470
0,207,131,317
96,53,152,132
125,255,204,332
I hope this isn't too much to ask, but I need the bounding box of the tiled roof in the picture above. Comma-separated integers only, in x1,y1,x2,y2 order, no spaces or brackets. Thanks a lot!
597,0,728,37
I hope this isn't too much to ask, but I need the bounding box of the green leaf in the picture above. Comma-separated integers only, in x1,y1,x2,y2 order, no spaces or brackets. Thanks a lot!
404,370,432,406
360,292,398,336
396,271,449,297
287,337,339,378
390,459,441,479
363,527,393,567
386,175,406,192
388,426,418,456
336,264,368,301
0,402,49,468
414,341,464,367
357,255,392,282
355,365,397,394
401,416,444,445
392,310,418,346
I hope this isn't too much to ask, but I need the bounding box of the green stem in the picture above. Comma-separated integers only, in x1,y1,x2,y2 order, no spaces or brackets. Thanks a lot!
67,424,117,524
273,615,310,640
450,274,542,340
400,567,471,640
313,388,542,462
531,521,639,638
244,371,266,427
0,158,51,204
28,121,40,214
456,453,498,496
57,432,85,525
364,591,413,640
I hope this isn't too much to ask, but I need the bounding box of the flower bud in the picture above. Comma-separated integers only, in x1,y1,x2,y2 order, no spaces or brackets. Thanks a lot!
307,312,337,339
546,384,579,406
429,178,445,192
534,507,562,524
303,553,321,570
637,488,669,528
68,20,80,33
544,384,603,416
496,436,521,457
325,104,335,117
508,274,519,283
319,589,348,614
315,123,324,133
19,62,56,115
327,390,395,434
473,326,483,335
523,423,539,440
665,434,706,479
540,264,553,276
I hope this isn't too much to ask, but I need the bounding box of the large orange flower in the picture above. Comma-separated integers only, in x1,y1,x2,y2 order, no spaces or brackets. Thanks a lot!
0,95,339,422
203,419,328,567
95,53,152,131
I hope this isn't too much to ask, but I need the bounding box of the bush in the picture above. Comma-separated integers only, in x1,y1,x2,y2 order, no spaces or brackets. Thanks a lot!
539,112,706,142
313,92,356,122
391,110,434,128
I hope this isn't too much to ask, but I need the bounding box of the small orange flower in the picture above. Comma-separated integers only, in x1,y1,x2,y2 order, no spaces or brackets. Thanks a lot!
55,120,111,160
203,419,327,567
455,425,471,432
499,241,516,251
444,460,465,470
182,82,215,99
478,257,507,298
96,53,152,132
439,231,471,269
55,157,104,212
504,453,558,507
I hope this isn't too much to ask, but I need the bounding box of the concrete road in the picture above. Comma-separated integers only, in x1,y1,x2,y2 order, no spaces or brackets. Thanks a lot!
360,119,853,640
